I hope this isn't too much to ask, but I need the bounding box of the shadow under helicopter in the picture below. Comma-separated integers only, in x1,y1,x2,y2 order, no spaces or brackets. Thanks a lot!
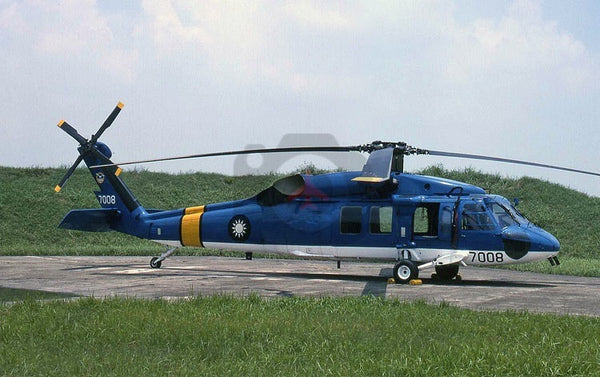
119,266,557,297
82,261,561,299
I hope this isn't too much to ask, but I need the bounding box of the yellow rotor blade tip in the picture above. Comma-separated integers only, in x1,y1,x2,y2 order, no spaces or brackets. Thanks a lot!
117,102,124,109
57,120,65,127
54,185,62,192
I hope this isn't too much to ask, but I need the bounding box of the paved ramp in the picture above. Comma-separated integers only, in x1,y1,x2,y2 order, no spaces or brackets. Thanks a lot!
1,256,599,316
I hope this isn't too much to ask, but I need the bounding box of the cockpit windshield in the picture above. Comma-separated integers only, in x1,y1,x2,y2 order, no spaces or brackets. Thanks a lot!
487,202,518,228
485,197,529,228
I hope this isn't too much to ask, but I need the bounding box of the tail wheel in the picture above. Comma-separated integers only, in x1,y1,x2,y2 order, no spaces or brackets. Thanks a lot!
393,260,418,284
434,264,459,280
150,257,162,269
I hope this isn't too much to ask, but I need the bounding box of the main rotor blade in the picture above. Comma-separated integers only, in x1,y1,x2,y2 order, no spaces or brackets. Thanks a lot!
427,150,600,177
57,120,87,145
90,102,124,144
54,155,84,192
89,145,361,169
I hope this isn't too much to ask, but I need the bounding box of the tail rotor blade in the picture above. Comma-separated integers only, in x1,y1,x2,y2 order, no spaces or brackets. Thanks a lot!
91,102,123,144
57,120,87,145
55,155,84,192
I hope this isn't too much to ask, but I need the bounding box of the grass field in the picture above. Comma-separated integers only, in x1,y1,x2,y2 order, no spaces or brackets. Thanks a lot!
1,296,600,376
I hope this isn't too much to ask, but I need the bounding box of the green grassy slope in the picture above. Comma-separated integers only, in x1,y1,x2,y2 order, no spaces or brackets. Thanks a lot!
1,166,599,270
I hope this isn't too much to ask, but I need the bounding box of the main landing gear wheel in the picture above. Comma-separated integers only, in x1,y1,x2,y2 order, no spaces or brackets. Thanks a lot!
434,264,459,280
393,260,418,284
150,257,162,269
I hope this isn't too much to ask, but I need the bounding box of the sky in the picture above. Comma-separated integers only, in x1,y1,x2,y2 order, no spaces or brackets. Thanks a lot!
1,0,599,196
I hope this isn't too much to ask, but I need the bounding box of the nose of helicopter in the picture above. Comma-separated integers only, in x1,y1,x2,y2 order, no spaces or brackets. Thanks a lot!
545,232,560,252
529,227,560,253
502,225,560,260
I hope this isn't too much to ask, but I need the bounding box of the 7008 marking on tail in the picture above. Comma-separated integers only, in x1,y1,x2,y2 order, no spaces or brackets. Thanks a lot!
97,195,116,206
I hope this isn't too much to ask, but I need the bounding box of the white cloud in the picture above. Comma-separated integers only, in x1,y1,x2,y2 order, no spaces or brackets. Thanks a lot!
283,2,354,30
100,48,140,83
444,0,597,95
139,1,367,95
33,0,112,55
0,0,139,82
0,1,28,33
141,0,210,56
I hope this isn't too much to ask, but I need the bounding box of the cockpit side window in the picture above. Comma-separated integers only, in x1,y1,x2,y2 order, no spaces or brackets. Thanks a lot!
462,203,495,231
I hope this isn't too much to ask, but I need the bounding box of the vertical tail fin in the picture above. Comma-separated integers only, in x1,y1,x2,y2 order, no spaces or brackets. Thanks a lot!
83,143,142,214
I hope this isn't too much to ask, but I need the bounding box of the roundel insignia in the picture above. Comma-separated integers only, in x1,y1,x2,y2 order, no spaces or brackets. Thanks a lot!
228,215,251,242
95,172,105,184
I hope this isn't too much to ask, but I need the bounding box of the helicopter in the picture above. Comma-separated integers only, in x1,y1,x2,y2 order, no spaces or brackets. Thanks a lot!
55,102,600,283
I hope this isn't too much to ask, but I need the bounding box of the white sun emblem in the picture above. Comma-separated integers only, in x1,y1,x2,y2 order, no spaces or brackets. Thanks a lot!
229,215,251,241
231,219,247,238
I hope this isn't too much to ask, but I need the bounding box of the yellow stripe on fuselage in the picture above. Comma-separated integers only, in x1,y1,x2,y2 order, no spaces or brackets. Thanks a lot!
181,205,205,247
185,206,204,215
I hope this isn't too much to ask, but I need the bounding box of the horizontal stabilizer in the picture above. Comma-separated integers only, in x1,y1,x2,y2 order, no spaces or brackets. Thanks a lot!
59,209,119,232
352,147,394,183
352,176,388,183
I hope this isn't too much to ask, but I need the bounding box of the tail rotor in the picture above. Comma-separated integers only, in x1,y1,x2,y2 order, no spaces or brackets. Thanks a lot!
54,102,124,192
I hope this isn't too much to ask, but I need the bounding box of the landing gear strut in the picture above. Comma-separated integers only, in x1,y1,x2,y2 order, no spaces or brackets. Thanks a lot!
150,247,178,269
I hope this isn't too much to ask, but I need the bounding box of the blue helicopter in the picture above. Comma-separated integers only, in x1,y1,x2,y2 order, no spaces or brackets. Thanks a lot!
55,103,600,283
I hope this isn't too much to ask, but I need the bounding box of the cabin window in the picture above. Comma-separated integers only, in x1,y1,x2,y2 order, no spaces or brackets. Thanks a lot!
369,206,392,234
462,203,495,231
340,206,362,234
413,203,439,237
